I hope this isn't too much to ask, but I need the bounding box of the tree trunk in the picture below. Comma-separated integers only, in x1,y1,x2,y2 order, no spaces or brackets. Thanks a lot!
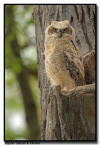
16,69,40,140
34,5,96,140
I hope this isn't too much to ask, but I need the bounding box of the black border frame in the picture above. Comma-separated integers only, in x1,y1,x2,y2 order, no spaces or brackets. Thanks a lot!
4,3,97,144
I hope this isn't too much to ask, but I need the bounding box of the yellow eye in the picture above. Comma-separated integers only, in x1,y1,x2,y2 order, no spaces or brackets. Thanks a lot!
63,28,68,33
53,28,57,32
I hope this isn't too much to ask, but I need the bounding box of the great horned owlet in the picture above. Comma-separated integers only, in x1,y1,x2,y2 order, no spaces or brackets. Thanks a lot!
44,20,85,91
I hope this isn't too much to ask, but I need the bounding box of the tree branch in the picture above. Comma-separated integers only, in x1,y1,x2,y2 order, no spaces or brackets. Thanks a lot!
61,83,95,98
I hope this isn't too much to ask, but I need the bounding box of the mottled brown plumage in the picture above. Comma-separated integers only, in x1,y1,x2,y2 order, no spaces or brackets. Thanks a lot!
45,20,85,91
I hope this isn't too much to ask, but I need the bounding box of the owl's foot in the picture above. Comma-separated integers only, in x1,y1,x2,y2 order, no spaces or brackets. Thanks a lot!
61,86,69,94
61,86,77,95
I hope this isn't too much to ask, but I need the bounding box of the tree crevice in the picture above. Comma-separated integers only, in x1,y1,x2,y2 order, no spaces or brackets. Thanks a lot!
81,6,92,51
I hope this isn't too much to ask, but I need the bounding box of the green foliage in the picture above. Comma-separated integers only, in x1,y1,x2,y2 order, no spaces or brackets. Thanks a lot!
5,5,40,140
5,127,28,140
5,5,35,72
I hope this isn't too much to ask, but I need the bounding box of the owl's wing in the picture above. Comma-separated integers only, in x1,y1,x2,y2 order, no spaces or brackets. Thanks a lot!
71,40,80,56
63,40,85,86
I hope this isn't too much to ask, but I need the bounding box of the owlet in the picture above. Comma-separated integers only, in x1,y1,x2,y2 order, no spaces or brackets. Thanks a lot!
44,20,85,91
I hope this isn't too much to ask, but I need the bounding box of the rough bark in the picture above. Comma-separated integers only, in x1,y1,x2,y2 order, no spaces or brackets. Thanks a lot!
5,6,40,140
34,5,96,140
62,83,95,97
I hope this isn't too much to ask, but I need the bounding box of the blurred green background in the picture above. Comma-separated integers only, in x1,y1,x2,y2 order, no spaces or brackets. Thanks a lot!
5,5,41,140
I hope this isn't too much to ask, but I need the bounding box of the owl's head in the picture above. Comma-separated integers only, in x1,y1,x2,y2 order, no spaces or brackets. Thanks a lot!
45,20,75,41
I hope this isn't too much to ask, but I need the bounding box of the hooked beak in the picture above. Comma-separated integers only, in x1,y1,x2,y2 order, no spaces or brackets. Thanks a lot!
57,31,63,38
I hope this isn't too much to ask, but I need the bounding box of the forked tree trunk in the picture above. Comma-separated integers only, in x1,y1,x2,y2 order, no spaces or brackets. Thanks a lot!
34,5,96,140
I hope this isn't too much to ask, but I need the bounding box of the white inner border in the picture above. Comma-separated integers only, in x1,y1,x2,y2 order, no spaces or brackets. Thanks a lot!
0,1,99,145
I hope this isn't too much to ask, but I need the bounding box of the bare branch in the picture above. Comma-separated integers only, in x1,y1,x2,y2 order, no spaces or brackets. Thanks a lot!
61,83,95,97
